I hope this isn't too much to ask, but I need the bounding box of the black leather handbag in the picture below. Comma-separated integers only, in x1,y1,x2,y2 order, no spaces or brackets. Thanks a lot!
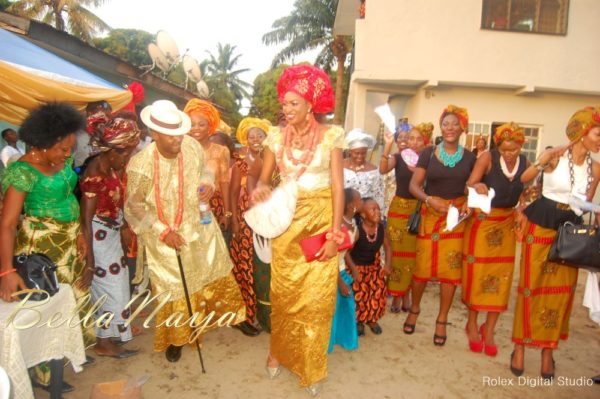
13,253,60,300
547,220,600,272
407,201,422,235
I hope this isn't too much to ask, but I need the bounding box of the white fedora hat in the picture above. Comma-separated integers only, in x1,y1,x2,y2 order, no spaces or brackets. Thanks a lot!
140,100,191,136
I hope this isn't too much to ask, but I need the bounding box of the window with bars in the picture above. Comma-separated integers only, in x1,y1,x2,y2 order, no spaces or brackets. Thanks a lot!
481,0,569,35
490,122,541,163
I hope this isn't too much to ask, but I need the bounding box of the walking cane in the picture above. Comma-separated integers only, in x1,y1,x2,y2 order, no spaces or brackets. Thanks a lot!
175,250,206,373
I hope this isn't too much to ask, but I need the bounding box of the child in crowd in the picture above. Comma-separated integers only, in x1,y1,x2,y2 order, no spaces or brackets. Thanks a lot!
328,188,362,352
348,198,391,336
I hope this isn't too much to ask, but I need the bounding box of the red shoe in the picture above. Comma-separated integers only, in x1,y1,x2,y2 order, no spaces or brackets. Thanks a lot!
465,324,483,353
480,324,498,357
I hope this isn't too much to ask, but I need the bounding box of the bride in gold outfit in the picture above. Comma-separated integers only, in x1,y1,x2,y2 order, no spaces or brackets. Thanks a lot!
251,65,344,396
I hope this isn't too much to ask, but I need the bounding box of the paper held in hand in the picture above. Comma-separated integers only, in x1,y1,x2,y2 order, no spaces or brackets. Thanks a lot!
467,187,496,214
374,103,396,133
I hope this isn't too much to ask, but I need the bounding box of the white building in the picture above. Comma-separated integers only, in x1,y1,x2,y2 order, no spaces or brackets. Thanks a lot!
335,0,600,161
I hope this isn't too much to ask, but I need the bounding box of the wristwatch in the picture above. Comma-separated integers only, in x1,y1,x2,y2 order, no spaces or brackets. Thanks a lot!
534,161,546,171
224,211,233,218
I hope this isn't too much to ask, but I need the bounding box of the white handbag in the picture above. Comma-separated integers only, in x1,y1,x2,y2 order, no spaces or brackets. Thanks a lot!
244,180,298,239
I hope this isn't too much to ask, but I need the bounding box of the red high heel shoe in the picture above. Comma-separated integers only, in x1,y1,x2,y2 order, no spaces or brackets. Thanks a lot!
480,324,498,357
465,323,483,353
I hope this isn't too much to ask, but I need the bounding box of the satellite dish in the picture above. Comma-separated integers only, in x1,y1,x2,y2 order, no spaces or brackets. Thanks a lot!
148,43,169,72
182,55,202,82
196,80,210,98
156,30,180,65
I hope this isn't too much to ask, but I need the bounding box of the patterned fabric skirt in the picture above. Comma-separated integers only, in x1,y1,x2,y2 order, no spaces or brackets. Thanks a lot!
16,216,93,386
328,269,358,353
512,221,578,349
386,196,418,297
414,197,466,285
229,188,257,323
253,238,272,332
462,208,516,312
352,253,387,324
90,214,132,341
271,188,337,387
210,190,225,221
153,273,246,352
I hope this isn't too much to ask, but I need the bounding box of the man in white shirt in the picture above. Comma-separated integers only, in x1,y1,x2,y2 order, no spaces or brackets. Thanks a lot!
0,128,24,167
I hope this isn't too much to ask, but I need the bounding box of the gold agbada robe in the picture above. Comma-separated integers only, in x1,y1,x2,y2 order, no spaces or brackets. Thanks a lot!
125,136,245,349
264,125,345,387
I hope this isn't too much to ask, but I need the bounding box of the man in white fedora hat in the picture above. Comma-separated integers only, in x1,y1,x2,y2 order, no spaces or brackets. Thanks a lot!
125,100,246,363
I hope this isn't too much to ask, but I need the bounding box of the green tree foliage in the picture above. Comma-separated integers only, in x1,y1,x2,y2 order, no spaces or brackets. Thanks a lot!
249,65,288,124
8,0,111,43
205,43,252,106
262,0,352,123
0,0,12,11
93,29,153,67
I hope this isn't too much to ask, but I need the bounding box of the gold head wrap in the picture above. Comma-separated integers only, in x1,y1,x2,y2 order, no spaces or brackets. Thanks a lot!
183,98,221,136
565,106,600,142
493,122,525,146
440,104,469,131
413,122,434,145
236,117,271,146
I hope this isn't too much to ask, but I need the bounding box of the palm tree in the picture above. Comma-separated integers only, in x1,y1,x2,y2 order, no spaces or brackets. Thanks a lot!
262,0,352,123
7,0,111,43
204,43,252,106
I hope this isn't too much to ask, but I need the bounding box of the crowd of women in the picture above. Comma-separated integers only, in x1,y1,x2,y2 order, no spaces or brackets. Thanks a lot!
0,63,599,396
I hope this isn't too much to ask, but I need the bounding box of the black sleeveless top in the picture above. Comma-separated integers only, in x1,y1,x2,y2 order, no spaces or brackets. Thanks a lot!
349,222,384,266
393,153,414,199
417,146,476,199
483,150,527,208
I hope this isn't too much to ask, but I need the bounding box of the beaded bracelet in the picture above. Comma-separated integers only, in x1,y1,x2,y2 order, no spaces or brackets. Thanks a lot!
0,269,17,278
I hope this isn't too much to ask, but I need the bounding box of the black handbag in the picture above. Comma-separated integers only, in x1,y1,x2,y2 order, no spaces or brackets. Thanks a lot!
547,218,600,272
407,201,422,235
13,253,60,300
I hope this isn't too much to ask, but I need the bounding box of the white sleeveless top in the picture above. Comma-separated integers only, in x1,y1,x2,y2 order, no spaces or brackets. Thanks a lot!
543,153,589,215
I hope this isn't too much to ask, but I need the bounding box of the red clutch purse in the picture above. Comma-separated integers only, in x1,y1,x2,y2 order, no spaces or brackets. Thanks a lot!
299,225,353,262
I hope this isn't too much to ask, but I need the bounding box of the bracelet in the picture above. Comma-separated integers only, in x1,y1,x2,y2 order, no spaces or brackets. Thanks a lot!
534,162,546,172
0,269,17,278
425,196,431,207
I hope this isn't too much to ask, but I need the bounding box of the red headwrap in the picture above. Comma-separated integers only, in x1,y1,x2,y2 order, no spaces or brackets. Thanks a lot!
276,65,335,113
122,82,145,114
440,104,469,132
183,98,221,135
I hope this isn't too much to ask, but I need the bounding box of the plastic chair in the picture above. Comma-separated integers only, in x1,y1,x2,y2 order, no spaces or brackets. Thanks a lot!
0,366,10,399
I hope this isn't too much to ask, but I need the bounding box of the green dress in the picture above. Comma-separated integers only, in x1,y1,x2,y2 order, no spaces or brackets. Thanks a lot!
2,158,92,386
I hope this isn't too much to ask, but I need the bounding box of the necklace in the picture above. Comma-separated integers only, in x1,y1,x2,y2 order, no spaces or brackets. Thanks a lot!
363,223,378,243
153,148,184,234
500,155,520,180
276,114,319,179
439,143,464,168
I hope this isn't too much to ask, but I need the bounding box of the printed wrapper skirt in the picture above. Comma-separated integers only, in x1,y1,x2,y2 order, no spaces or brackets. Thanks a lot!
16,216,94,386
229,187,257,323
352,253,387,324
270,188,337,387
462,208,516,312
386,196,418,296
512,221,577,349
90,214,132,341
414,197,466,285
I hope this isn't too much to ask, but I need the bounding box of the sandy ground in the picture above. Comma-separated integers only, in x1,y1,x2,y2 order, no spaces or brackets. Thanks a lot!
35,266,599,399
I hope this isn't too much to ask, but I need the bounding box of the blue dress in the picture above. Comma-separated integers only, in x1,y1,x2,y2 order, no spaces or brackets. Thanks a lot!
328,263,359,352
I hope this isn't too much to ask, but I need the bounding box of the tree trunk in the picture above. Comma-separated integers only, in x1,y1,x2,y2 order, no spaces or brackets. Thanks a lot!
53,1,65,31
